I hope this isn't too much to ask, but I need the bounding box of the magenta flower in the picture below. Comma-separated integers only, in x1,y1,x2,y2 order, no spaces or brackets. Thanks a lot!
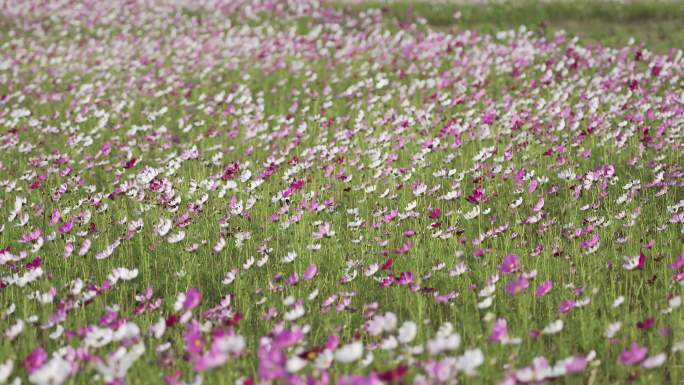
272,327,304,349
285,272,299,285
303,264,318,280
466,187,485,204
257,345,286,380
580,232,599,249
57,220,74,234
183,288,202,311
499,255,520,274
489,318,508,342
671,253,684,270
23,346,48,374
535,280,553,297
558,300,575,314
184,322,204,355
326,335,340,350
397,271,414,285
429,208,441,219
618,343,648,365
505,276,529,295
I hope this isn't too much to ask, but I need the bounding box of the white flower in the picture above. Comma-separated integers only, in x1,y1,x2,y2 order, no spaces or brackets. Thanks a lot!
604,322,621,338
94,343,145,383
0,359,13,383
397,321,417,344
456,349,484,376
286,356,307,373
282,251,297,263
612,296,624,308
641,353,666,369
542,319,563,335
85,326,113,348
335,341,363,363
380,336,398,350
366,312,397,336
314,350,333,369
217,335,245,353
167,230,185,244
427,324,460,355
155,218,172,237
5,319,24,341
284,304,305,321
28,356,70,385
150,317,166,339
668,296,681,309
478,296,493,309
113,322,140,341
107,267,138,284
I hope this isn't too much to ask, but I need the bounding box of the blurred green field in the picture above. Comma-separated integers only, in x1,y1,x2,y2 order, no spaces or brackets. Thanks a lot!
333,0,684,52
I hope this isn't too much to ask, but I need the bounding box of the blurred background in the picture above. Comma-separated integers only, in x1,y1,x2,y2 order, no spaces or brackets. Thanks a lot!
334,0,684,53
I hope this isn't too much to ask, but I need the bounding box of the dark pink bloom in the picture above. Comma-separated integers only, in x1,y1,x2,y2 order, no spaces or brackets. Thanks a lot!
466,187,485,204
636,252,646,270
23,346,48,374
637,318,654,330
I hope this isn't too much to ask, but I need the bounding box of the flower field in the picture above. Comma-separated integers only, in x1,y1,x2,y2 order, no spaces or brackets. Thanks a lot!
0,1,682,384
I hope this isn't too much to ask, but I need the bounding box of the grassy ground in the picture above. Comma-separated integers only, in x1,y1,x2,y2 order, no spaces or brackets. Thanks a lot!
333,0,684,52
0,1,683,385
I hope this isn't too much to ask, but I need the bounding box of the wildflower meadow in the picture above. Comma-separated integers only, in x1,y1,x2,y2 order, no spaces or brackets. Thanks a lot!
0,1,682,384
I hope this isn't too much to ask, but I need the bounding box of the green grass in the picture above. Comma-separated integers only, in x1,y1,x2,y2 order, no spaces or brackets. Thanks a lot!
334,0,684,52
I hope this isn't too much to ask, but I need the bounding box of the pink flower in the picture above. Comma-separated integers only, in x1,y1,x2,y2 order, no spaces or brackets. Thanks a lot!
303,264,317,280
397,272,413,286
580,232,599,250
499,255,520,274
558,300,575,314
286,272,299,285
536,280,553,297
618,343,648,365
57,221,74,234
671,253,684,270
505,276,529,295
325,335,340,350
565,356,587,374
184,322,204,355
183,288,202,311
489,318,508,342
